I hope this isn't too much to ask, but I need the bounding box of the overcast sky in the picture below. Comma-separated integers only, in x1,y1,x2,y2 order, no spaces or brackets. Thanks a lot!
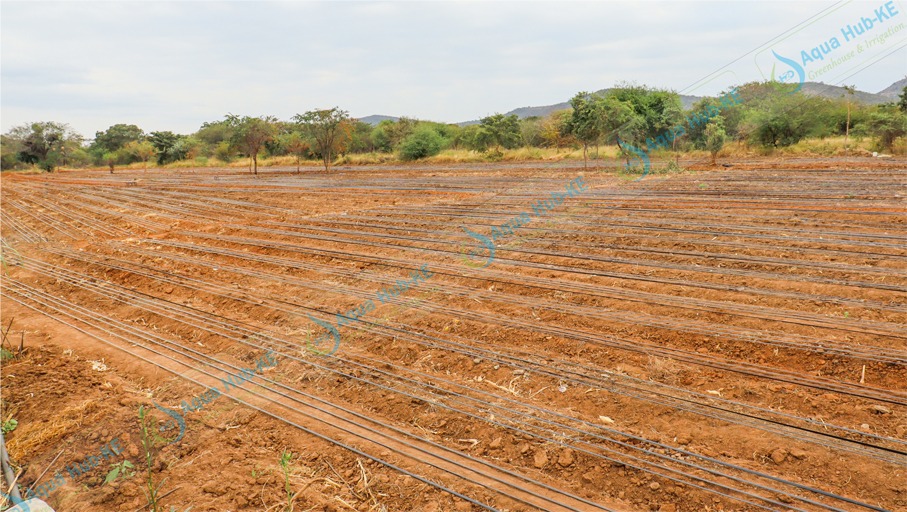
2,0,905,138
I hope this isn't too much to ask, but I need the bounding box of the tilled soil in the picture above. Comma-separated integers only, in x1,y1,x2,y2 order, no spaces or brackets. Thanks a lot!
1,157,905,512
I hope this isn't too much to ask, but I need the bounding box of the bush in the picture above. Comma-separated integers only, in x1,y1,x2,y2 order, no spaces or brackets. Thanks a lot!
399,127,445,160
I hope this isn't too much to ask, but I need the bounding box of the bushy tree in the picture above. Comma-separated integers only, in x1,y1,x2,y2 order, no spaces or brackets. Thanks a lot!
399,126,445,160
148,131,183,164
606,84,684,145
91,124,144,156
864,105,907,151
371,118,416,153
124,140,156,171
472,113,521,152
540,110,573,151
566,92,602,168
704,118,727,164
293,107,352,171
225,115,277,174
4,122,82,171
279,132,310,173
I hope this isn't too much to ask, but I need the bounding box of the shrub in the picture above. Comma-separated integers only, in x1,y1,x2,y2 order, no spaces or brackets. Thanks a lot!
399,127,445,160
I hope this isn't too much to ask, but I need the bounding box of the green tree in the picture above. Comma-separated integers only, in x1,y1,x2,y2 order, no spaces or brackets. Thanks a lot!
225,115,277,174
565,92,602,168
102,151,119,173
293,107,352,171
606,84,684,145
148,131,182,164
5,122,82,171
865,105,907,151
124,140,156,171
704,118,727,164
473,113,522,152
279,132,310,173
91,124,144,155
399,126,445,160
898,85,907,113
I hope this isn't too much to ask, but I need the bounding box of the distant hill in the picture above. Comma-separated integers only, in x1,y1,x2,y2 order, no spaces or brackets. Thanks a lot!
877,77,907,99
799,81,895,105
366,78,906,126
357,115,399,126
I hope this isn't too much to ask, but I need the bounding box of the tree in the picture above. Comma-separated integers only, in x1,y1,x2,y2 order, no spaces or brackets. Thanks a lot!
540,110,573,151
898,85,907,113
865,105,907,151
148,131,182,164
124,140,156,171
102,151,119,173
472,114,522,152
5,122,82,171
279,132,310,173
293,108,352,171
704,118,727,164
565,92,602,168
842,85,856,152
399,126,445,160
91,124,144,155
225,115,277,175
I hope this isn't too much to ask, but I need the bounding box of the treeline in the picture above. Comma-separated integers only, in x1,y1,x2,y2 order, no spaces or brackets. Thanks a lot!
2,81,905,173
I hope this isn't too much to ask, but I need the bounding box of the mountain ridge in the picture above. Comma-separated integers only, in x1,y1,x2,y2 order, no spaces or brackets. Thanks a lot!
357,78,906,126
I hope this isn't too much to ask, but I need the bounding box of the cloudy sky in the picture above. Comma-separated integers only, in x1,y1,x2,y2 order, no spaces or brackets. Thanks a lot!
2,1,905,138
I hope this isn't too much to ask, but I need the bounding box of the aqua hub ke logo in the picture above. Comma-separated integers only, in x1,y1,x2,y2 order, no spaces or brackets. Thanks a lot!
770,50,805,91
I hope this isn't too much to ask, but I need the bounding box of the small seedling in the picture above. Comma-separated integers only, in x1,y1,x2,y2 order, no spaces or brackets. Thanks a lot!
1,418,18,434
104,460,136,484
278,449,297,512
138,405,169,512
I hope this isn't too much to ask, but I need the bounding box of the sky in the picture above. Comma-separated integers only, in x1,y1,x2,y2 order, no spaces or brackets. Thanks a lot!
2,0,905,138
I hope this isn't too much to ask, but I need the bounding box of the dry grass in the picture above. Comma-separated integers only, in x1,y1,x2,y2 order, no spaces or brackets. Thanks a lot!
7,399,105,460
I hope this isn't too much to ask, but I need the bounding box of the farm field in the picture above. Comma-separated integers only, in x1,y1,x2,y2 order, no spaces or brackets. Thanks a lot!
1,158,905,512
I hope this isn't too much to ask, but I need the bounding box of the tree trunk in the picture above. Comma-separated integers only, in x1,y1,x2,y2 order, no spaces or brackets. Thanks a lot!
582,144,588,169
253,153,258,175
296,156,301,174
845,102,851,153
109,163,114,174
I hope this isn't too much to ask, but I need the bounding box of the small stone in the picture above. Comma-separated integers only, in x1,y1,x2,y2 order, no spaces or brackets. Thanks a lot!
675,435,691,445
557,449,575,467
519,443,530,454
770,448,787,464
473,358,482,364
533,449,548,469
649,482,661,491
860,423,871,431
423,501,440,512
581,472,595,484
789,448,807,460
658,505,677,512
512,369,525,376
489,437,503,450
778,493,794,504
870,405,891,415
